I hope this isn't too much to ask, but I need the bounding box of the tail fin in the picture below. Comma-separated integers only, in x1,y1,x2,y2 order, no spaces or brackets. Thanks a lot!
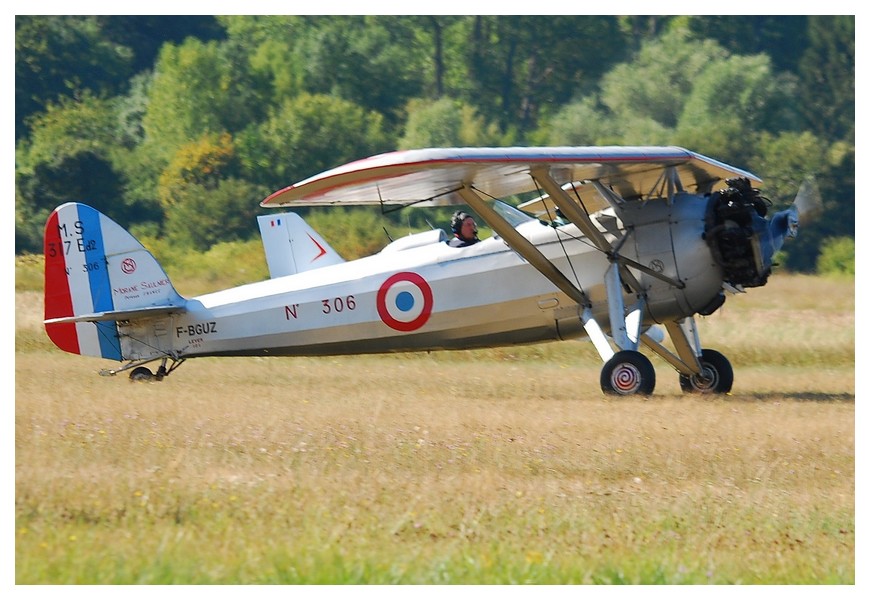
44,203,185,360
257,212,344,278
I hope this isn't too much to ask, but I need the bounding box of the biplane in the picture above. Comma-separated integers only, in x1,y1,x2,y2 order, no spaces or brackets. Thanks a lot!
43,146,809,395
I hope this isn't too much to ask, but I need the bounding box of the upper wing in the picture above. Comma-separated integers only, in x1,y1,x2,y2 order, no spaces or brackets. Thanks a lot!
261,146,762,209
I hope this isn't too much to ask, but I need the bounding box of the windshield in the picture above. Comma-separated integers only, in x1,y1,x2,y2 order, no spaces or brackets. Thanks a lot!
492,200,536,228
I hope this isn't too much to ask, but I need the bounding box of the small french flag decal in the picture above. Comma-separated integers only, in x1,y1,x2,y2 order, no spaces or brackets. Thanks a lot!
271,218,282,227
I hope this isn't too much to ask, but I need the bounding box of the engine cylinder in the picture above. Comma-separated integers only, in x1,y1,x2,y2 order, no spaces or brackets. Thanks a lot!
704,177,773,288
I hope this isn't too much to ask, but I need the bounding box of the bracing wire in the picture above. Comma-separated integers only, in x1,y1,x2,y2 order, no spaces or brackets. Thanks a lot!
526,178,587,300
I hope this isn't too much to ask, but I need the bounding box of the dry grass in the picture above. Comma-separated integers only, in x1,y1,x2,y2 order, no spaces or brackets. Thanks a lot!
14,275,855,583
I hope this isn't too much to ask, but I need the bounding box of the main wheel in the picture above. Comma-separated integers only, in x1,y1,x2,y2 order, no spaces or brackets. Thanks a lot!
129,366,154,382
600,350,656,396
679,349,733,394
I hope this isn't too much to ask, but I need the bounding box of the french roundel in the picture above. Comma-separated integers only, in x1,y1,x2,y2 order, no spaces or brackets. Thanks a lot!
376,272,433,332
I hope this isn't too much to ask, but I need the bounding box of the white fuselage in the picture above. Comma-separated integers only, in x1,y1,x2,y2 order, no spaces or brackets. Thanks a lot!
119,194,724,361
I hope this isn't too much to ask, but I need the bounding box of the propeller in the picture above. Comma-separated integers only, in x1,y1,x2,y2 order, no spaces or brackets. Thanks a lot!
793,177,822,224
706,176,821,289
769,178,821,253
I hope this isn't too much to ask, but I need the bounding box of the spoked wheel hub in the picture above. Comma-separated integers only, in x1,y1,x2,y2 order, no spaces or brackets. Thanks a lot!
600,350,656,396
611,362,642,394
686,366,719,391
679,348,734,394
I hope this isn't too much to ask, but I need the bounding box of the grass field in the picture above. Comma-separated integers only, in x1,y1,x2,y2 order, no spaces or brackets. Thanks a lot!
14,274,855,584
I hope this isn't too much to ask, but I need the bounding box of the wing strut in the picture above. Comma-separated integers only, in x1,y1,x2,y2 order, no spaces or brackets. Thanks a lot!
457,185,590,307
644,166,684,203
530,169,645,293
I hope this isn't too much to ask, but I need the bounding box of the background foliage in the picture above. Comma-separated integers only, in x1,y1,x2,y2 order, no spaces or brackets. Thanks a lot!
15,15,854,273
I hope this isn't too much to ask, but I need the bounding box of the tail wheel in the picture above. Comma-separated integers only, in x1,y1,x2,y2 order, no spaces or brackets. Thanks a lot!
679,349,733,394
129,366,154,382
600,350,656,396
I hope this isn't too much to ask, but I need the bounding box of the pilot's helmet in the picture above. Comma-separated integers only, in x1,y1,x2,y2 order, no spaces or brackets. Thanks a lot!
451,210,472,235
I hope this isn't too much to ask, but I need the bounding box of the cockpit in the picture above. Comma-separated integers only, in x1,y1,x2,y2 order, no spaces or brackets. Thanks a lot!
378,201,537,253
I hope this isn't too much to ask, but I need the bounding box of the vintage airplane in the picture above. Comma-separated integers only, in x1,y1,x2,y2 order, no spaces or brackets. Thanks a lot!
43,146,811,395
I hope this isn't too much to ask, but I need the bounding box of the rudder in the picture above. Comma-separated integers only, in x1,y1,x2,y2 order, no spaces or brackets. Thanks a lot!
44,203,184,360
257,212,345,278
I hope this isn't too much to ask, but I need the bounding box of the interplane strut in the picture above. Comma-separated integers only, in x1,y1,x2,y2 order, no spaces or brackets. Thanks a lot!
457,185,590,307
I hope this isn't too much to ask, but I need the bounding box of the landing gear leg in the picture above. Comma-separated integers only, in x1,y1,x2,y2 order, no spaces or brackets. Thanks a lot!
640,318,735,395
590,264,656,396
154,358,170,381
109,356,184,382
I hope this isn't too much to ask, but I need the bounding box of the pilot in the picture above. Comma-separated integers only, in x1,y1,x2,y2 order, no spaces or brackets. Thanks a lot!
448,210,480,247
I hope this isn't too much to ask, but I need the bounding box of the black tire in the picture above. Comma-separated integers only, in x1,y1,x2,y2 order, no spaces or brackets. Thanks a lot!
600,350,656,396
679,349,733,394
129,366,154,382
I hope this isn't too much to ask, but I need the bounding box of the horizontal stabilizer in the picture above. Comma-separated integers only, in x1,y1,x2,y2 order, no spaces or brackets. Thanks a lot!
44,303,185,325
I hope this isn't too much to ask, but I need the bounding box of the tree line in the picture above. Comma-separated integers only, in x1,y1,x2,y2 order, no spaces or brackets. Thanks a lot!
15,15,854,272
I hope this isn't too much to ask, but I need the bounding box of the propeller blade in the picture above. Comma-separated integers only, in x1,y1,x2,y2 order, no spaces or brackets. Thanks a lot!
768,178,820,254
794,178,822,223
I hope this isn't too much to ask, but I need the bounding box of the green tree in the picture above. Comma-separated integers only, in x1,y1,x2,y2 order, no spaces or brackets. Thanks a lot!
236,93,391,192
218,15,301,48
15,16,133,140
305,207,392,260
617,15,672,50
398,97,504,149
15,187,50,254
15,93,130,251
112,72,168,226
14,14,855,274
408,16,460,98
293,16,426,131
96,15,224,74
674,53,800,167
573,101,670,146
218,16,311,102
163,178,268,250
750,129,854,273
799,16,854,143
533,96,621,146
600,28,728,132
462,16,628,135
816,237,855,276
750,132,828,204
157,132,240,209
683,16,809,74
537,28,727,146
142,37,267,159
